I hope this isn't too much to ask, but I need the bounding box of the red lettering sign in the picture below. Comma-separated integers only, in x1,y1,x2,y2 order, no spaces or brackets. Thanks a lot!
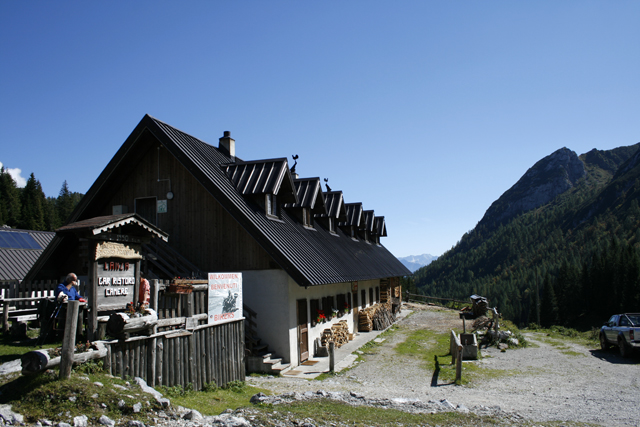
103,261,131,271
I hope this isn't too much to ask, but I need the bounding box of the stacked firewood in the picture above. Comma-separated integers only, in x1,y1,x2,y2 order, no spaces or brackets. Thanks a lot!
320,320,350,348
380,286,390,303
359,302,395,332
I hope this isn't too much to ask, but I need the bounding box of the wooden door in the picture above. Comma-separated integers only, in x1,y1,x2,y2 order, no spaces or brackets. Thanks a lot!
297,299,309,362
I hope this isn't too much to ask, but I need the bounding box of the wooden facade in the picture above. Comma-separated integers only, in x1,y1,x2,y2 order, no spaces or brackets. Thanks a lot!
99,143,276,274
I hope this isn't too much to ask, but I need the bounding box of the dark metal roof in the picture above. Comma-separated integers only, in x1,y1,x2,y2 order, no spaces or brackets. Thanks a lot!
56,213,169,241
28,115,411,285
374,217,387,237
285,178,327,216
0,228,54,280
340,203,363,228
225,159,298,204
363,210,375,233
317,191,346,221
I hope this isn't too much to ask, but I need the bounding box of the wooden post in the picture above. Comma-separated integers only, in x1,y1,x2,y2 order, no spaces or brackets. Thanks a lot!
187,292,194,318
88,254,98,342
329,341,335,372
455,343,463,384
150,280,159,312
450,330,463,385
59,301,80,379
133,260,141,307
3,301,9,333
149,336,157,387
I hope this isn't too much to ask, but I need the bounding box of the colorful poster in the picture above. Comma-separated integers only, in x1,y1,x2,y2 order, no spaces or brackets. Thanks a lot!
208,272,243,325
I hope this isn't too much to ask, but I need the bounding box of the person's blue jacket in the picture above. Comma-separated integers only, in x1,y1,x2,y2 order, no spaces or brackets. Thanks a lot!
56,282,81,301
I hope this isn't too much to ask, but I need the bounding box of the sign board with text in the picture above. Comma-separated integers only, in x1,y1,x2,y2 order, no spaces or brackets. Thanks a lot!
96,259,136,309
208,272,243,325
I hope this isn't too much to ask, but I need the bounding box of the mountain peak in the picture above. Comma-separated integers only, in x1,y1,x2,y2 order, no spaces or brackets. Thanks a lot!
480,147,585,229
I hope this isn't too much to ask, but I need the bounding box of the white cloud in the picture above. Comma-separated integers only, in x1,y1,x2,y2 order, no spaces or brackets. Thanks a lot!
0,161,27,188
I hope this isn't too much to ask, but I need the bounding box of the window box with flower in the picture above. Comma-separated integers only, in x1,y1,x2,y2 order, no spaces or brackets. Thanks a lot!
343,302,351,314
316,309,327,324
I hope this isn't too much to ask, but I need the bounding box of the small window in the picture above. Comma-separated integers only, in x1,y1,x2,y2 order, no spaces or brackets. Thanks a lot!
303,208,313,228
135,197,157,226
361,289,366,308
328,217,336,233
310,299,320,326
369,288,374,306
266,194,278,217
337,294,346,316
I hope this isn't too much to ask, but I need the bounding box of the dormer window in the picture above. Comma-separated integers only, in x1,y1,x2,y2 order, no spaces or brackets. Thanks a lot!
328,217,336,234
266,194,278,218
302,208,313,228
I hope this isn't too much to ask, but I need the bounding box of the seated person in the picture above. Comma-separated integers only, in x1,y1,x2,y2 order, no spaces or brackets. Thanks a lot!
56,273,86,302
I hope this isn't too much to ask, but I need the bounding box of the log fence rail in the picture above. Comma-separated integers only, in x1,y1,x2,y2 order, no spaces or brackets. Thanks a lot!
9,278,245,390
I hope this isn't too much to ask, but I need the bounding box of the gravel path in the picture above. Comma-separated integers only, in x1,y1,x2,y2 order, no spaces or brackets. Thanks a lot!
248,303,640,426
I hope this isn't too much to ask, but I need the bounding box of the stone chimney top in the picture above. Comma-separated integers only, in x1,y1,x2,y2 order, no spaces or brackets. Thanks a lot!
219,131,235,160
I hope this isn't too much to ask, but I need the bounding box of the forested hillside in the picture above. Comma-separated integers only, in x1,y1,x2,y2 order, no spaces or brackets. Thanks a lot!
413,142,640,329
0,168,83,231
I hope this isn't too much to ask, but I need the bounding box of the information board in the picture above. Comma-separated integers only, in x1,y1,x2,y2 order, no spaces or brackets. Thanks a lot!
208,272,243,325
96,258,136,309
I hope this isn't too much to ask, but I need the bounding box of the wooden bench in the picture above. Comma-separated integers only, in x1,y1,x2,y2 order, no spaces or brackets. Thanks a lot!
2,297,52,333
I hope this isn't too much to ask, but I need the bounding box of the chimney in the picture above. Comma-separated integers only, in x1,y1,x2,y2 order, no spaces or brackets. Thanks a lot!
219,131,235,160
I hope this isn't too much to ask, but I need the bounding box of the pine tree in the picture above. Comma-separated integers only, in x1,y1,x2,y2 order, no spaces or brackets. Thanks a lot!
540,273,559,327
0,167,21,227
44,196,60,231
19,173,46,230
56,180,75,226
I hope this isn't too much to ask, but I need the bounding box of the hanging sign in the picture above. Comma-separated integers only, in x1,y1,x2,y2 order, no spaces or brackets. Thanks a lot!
208,272,243,325
96,258,136,308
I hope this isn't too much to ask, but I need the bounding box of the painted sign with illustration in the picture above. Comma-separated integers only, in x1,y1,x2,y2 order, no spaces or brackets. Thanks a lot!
208,272,243,325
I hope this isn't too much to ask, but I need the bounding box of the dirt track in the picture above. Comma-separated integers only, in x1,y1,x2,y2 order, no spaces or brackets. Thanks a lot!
248,303,640,426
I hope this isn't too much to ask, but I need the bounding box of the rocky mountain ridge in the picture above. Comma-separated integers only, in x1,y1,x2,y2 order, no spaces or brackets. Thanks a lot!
479,147,586,230
397,254,437,272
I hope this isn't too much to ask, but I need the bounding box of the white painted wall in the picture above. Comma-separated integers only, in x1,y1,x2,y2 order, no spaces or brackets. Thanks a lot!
289,278,381,366
243,269,383,368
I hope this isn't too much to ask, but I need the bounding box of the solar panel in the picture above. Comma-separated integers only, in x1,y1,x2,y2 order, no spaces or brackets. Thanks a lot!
0,231,41,249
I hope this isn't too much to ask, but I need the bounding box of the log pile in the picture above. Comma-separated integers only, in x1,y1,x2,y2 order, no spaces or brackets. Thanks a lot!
358,302,395,332
106,308,158,338
380,286,389,303
21,342,108,375
320,320,351,348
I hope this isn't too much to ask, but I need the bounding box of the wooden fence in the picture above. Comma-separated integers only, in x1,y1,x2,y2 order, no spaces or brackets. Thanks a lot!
6,279,245,389
103,319,244,389
404,291,470,309
0,280,87,308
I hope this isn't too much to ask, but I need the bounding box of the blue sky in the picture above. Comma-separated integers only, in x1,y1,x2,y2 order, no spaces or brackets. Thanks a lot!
1,2,639,258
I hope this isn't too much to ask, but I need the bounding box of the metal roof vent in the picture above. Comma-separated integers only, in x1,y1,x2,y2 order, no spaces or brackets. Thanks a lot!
219,131,235,160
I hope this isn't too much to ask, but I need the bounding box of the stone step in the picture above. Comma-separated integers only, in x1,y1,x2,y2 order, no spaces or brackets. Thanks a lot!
270,363,290,372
